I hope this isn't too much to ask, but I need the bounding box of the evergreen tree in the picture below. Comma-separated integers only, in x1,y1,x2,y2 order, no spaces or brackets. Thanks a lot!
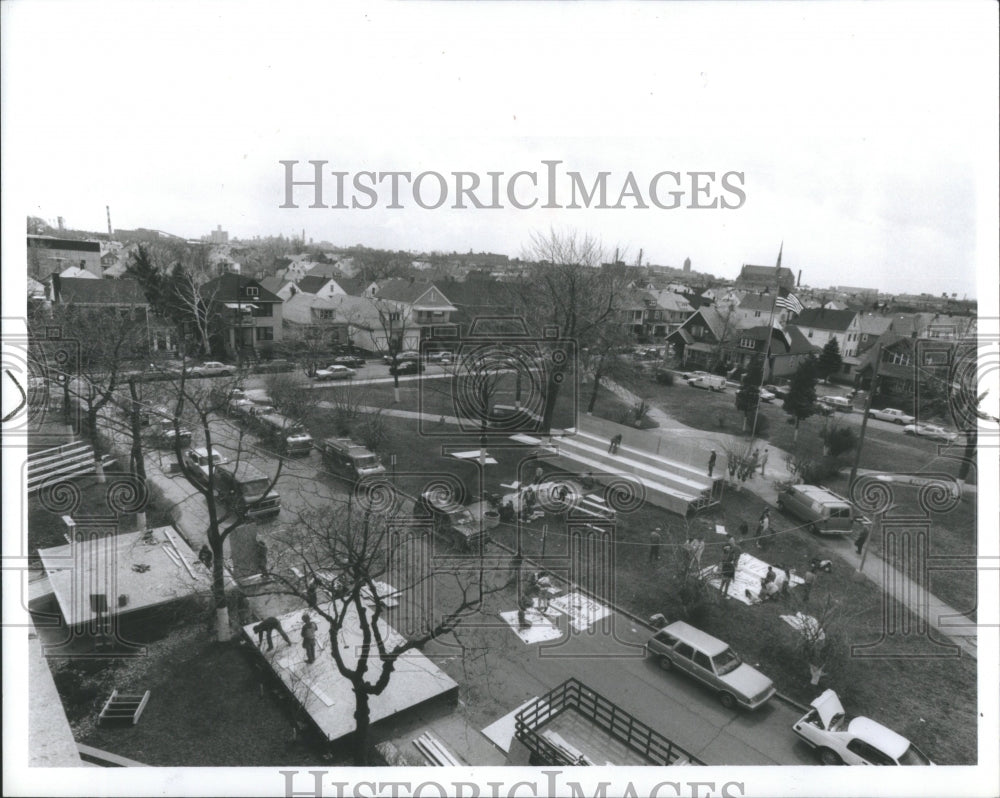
735,354,764,432
783,355,819,441
817,337,843,382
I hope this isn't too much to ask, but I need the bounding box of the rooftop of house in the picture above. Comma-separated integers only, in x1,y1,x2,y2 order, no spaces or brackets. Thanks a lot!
791,307,857,331
201,272,282,304
52,276,147,305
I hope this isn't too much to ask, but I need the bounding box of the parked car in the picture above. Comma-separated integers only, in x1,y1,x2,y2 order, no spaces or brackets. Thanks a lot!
818,395,853,412
390,360,423,376
764,383,788,400
646,620,776,710
686,373,727,392
793,689,933,766
149,407,193,448
868,407,915,425
416,488,484,551
331,354,366,369
776,484,859,535
313,364,356,381
759,388,775,403
184,446,229,482
383,351,420,365
187,361,233,378
227,397,255,417
215,462,281,520
902,423,959,443
425,350,453,364
811,401,836,416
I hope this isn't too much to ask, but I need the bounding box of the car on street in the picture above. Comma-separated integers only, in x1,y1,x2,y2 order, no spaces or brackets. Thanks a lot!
867,407,915,425
811,401,835,416
148,407,193,448
818,395,853,412
313,364,356,381
792,689,933,766
902,422,959,443
759,388,775,403
646,620,776,710
187,361,233,378
416,488,484,551
425,350,453,364
227,397,255,417
331,354,366,369
686,373,727,392
764,383,788,400
184,446,229,481
390,359,423,376
383,351,420,365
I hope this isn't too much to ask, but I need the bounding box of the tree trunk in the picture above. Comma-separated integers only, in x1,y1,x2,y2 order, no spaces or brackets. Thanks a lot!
353,688,372,765
793,418,800,443
540,361,566,434
211,544,231,641
586,365,603,414
957,431,976,487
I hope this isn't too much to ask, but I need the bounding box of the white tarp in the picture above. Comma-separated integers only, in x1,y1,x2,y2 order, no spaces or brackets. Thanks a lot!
548,591,612,631
701,552,805,605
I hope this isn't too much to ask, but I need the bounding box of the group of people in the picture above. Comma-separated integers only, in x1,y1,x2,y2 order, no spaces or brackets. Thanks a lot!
253,613,319,664
721,448,770,483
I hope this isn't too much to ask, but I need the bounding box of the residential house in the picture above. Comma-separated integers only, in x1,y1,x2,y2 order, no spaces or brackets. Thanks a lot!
28,236,103,280
647,290,694,337
855,333,955,415
294,275,348,300
281,293,351,353
200,272,283,361
374,279,458,351
733,292,789,329
723,325,819,380
43,275,177,353
735,264,796,293
617,289,654,339
260,276,298,302
665,306,731,370
788,308,861,378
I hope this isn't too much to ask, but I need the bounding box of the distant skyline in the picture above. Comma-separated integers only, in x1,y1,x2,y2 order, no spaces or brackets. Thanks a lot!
5,2,997,305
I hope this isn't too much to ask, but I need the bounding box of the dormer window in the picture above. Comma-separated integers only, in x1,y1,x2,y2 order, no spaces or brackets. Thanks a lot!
246,286,259,298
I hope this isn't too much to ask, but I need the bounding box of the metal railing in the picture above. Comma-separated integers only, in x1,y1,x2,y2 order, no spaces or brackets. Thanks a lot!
514,678,705,766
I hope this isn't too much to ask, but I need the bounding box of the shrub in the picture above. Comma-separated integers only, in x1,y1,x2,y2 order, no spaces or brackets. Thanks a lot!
654,369,675,386
820,422,857,458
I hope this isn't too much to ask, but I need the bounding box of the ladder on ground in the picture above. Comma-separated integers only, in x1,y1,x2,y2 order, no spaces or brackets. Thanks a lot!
27,442,117,494
98,690,151,727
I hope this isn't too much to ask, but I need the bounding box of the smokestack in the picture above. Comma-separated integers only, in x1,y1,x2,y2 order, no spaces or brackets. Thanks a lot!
797,270,802,287
57,216,65,231
106,205,113,240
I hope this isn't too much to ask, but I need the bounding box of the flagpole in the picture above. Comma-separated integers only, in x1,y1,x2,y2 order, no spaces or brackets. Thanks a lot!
749,246,783,439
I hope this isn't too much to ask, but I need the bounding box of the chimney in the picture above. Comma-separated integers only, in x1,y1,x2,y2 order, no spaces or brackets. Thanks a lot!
797,270,802,287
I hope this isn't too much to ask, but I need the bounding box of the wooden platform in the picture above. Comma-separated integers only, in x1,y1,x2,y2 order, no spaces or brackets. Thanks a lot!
38,526,220,627
241,602,458,744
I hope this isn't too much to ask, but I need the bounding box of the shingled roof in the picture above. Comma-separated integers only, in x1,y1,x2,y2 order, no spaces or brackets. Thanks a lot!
53,277,147,306
792,307,857,332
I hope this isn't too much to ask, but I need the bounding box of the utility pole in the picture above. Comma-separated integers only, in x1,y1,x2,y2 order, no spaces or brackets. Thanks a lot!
849,342,882,490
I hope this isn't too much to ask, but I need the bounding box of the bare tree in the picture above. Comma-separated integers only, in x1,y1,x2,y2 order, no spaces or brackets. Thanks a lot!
33,303,148,483
266,504,510,765
510,228,632,431
366,295,416,404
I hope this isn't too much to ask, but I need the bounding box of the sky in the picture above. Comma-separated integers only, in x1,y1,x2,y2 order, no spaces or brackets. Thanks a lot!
2,1,997,302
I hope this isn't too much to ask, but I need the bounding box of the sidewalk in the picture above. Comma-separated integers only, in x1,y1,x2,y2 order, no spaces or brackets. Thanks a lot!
599,378,980,659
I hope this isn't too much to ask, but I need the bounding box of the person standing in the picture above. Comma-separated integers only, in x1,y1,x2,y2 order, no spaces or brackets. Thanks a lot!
855,521,871,555
707,450,717,477
759,449,769,477
719,545,736,599
801,565,817,604
301,613,318,664
691,536,705,569
608,433,623,454
254,617,292,650
755,508,771,548
738,520,749,538
649,527,662,562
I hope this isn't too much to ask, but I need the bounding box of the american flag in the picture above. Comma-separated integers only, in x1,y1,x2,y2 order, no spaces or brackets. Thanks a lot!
775,292,803,315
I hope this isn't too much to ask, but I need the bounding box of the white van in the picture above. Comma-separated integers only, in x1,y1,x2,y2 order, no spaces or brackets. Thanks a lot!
686,373,727,392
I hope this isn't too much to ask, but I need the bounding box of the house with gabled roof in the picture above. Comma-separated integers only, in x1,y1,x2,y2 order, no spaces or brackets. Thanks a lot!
665,306,731,370
789,307,860,355
200,272,283,361
647,290,695,337
723,325,820,380
374,279,458,351
260,275,297,302
733,291,792,329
